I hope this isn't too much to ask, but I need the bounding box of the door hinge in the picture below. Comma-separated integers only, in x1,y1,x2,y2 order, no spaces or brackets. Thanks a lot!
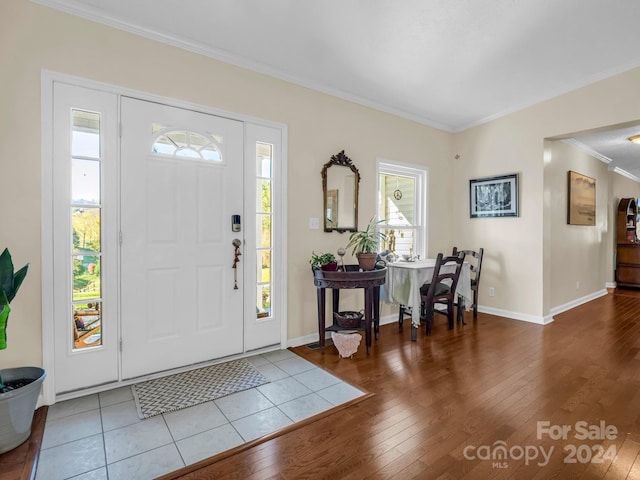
119,231,123,245
119,338,123,352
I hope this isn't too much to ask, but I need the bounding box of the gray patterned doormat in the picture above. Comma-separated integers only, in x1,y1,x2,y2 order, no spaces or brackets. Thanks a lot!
132,359,269,419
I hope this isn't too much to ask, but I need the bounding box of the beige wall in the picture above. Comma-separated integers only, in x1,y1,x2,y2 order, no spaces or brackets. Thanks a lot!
612,175,640,214
546,141,610,308
3,1,640,371
1,1,454,368
453,69,640,320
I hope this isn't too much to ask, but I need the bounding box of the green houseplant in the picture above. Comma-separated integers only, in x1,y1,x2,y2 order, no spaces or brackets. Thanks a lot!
346,217,387,270
0,247,46,454
0,248,29,353
310,251,338,271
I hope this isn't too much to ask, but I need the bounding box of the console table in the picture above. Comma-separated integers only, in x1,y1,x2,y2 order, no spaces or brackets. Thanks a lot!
313,265,387,354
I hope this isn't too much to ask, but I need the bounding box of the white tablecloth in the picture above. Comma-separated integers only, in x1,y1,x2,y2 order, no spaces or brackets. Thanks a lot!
383,259,472,328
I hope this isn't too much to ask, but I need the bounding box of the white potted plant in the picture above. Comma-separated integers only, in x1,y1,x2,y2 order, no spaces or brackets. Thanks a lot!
0,248,46,454
346,217,386,270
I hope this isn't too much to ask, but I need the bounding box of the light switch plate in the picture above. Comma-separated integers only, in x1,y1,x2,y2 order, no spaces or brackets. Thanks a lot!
309,217,320,229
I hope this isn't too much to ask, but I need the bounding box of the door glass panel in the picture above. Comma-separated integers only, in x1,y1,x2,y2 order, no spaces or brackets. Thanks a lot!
72,158,100,205
256,142,273,319
72,256,101,301
72,207,101,253
71,109,103,349
258,250,271,283
257,285,271,318
71,110,100,158
256,214,271,248
73,301,102,349
257,179,271,212
152,129,222,161
257,144,272,178
201,146,221,161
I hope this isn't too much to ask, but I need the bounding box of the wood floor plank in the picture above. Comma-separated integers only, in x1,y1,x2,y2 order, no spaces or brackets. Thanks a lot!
127,289,640,478
15,287,640,478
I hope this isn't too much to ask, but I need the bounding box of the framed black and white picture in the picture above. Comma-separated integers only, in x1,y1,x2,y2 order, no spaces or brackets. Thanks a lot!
469,173,519,218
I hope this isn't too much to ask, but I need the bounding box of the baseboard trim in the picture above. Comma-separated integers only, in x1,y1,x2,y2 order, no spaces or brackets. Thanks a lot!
549,289,608,317
288,291,609,347
477,306,553,325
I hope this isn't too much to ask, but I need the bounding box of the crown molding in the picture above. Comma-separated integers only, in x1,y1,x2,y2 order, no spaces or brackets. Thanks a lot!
561,138,612,164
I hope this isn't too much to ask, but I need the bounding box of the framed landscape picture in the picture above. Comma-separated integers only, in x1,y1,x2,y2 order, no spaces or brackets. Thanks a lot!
567,170,595,226
470,173,519,218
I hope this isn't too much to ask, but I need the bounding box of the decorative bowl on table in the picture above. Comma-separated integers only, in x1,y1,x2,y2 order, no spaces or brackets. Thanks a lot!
334,310,363,328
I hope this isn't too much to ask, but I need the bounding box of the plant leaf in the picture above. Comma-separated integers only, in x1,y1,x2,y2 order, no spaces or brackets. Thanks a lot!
0,302,10,350
8,264,29,304
0,249,29,304
0,248,13,298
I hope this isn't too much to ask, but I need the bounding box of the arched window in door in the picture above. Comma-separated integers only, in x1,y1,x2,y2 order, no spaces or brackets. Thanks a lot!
151,127,223,162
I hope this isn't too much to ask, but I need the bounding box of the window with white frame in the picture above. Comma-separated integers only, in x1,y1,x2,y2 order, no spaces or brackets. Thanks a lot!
256,142,273,319
377,160,428,258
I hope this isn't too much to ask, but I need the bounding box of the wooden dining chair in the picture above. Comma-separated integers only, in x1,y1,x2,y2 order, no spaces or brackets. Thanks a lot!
452,247,484,319
419,251,465,336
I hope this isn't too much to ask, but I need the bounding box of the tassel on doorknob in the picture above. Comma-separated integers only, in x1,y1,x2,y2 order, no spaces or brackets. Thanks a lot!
232,239,241,289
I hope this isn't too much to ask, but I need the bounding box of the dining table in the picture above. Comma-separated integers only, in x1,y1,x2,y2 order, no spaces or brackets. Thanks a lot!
383,258,472,340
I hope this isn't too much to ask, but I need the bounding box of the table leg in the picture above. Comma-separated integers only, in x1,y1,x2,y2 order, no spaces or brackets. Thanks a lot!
364,287,372,354
373,286,380,340
411,299,420,341
316,287,326,353
457,294,466,325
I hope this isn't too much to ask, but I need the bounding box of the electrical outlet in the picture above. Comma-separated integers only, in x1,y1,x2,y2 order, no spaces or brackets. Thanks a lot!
488,287,495,297
576,281,580,290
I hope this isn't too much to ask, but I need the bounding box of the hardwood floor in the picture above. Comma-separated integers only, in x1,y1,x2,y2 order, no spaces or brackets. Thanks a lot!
6,289,640,479
163,289,640,479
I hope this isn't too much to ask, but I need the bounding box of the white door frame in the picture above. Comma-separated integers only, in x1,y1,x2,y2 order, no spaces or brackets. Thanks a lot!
41,70,288,405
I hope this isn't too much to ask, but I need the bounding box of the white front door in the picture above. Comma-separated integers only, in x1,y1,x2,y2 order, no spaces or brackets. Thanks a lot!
46,77,285,401
120,98,244,379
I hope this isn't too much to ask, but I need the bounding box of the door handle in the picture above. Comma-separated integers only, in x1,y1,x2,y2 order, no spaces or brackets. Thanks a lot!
232,239,241,289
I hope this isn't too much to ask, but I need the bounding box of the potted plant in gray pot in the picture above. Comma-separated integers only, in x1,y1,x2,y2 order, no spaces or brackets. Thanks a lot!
0,247,46,454
346,217,386,270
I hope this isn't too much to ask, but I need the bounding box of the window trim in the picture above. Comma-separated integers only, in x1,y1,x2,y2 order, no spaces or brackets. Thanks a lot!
376,159,428,258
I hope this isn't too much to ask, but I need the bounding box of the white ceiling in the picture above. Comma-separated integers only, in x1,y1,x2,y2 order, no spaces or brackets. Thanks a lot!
34,0,640,178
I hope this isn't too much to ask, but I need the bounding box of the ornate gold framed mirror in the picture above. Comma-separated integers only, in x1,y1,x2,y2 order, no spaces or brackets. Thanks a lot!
321,150,360,233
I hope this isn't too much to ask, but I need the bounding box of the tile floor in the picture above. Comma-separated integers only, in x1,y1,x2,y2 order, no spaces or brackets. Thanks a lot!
35,349,364,480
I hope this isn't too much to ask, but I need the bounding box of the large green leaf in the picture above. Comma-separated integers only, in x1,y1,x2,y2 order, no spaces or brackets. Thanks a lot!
0,291,7,307
8,264,29,304
0,248,13,298
0,303,10,350
0,248,29,304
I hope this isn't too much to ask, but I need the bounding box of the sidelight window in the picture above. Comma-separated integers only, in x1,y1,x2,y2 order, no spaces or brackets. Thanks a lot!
256,143,272,319
71,109,103,349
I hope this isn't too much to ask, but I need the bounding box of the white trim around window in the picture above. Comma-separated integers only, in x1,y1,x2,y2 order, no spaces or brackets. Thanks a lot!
376,159,428,259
